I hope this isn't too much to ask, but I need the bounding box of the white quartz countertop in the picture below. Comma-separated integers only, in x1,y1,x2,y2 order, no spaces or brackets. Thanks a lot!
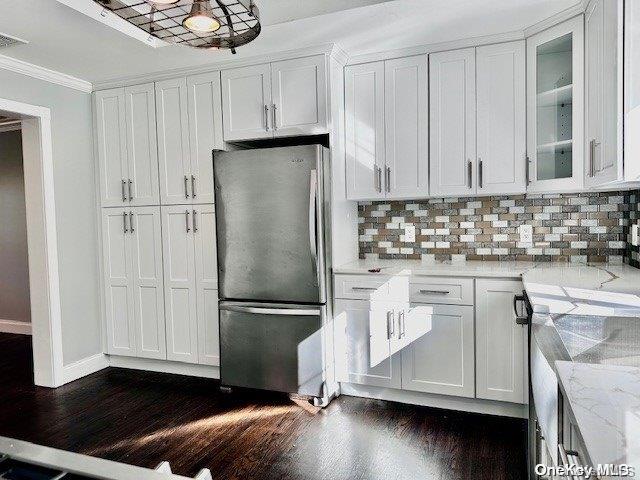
556,361,640,472
334,259,640,316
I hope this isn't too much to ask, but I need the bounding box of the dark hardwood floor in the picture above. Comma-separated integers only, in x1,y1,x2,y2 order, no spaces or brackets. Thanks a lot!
0,333,527,479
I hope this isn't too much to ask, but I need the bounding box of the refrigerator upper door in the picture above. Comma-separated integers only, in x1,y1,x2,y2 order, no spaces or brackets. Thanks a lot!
214,145,325,303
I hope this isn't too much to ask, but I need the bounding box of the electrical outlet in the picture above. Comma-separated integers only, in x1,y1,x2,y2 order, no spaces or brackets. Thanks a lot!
632,223,640,247
519,224,533,246
404,224,416,243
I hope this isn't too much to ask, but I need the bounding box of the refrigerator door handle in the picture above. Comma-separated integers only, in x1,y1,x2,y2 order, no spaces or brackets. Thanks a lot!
308,169,318,268
219,304,321,316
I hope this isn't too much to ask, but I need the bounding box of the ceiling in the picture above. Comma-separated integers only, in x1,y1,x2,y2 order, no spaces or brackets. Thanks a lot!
0,0,580,85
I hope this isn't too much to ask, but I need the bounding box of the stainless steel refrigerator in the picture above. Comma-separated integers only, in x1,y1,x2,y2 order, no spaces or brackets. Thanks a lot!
213,145,331,403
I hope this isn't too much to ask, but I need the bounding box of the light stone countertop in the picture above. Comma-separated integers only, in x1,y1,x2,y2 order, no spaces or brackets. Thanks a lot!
556,361,640,472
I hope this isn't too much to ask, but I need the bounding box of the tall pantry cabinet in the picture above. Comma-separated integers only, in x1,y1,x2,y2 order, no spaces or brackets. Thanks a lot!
95,74,222,368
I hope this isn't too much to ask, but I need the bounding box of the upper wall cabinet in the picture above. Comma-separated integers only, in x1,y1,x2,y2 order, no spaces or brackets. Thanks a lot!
95,84,160,207
526,16,584,193
624,0,640,182
156,74,222,205
430,42,525,197
221,55,328,141
345,55,429,201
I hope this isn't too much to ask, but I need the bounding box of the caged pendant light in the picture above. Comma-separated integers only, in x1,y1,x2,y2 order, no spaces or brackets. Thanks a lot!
93,0,261,53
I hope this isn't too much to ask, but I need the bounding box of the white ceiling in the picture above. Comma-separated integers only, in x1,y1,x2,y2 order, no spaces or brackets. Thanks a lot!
0,0,580,84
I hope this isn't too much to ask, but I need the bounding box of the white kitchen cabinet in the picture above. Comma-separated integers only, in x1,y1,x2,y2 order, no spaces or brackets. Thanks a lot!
429,48,477,197
334,299,402,389
345,62,386,200
102,207,165,359
475,279,526,403
221,63,272,141
220,56,328,142
95,85,159,207
625,0,640,182
271,56,327,137
527,16,584,192
345,56,428,200
585,0,624,187
156,78,193,205
161,204,219,365
401,304,475,398
476,42,526,195
187,72,224,205
384,55,429,199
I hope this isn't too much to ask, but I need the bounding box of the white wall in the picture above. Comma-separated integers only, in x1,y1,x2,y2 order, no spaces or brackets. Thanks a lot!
0,129,31,325
0,69,101,365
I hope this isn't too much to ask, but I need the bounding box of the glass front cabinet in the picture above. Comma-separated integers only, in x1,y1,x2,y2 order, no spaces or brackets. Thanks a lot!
526,16,584,192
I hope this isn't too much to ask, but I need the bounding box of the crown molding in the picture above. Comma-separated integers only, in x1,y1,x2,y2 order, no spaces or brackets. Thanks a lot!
523,2,585,38
92,42,341,90
0,54,92,93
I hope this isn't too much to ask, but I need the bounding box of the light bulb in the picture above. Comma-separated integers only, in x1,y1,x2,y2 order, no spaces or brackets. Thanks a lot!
183,1,221,33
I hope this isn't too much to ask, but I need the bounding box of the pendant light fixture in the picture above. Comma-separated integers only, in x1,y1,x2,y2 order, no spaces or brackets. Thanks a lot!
182,1,220,33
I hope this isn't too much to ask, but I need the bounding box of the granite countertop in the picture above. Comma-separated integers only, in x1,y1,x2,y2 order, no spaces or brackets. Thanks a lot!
556,361,640,471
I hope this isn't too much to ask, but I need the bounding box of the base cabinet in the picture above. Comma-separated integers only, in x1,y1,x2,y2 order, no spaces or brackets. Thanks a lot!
475,279,527,403
401,304,475,398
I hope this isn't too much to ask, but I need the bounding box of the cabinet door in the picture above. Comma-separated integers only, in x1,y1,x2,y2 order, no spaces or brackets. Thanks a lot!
271,56,327,137
429,48,477,197
129,207,166,360
124,83,160,206
475,279,526,403
384,55,429,199
156,78,192,205
102,208,136,356
95,88,129,208
527,16,584,192
161,205,198,363
187,72,223,205
221,64,272,141
625,0,640,182
345,62,386,200
334,299,401,389
401,304,475,398
193,204,219,366
586,0,623,186
477,42,526,195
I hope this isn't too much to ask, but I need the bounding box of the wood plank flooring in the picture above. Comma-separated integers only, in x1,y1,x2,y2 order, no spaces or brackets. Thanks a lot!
0,333,527,479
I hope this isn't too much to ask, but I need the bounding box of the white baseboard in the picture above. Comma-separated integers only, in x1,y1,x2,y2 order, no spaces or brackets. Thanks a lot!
340,383,528,418
62,353,109,384
108,355,220,379
0,319,32,335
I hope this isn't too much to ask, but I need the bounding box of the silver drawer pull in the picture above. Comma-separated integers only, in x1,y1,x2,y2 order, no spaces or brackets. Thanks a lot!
352,286,379,291
419,289,450,295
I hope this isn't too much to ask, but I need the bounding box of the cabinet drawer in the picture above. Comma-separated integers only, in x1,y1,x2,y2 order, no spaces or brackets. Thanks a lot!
410,277,474,305
334,275,409,301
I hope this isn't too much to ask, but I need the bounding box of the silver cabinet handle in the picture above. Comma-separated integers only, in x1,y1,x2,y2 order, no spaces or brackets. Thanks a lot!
374,165,379,192
398,311,405,339
589,139,595,177
121,179,127,202
467,160,473,189
185,209,190,233
478,159,483,189
525,156,531,185
376,166,382,193
271,103,277,131
129,211,134,233
419,289,450,295
123,211,128,233
352,286,378,291
184,175,190,199
191,175,196,198
385,166,391,193
128,179,133,201
264,104,270,132
192,209,197,232
386,310,395,339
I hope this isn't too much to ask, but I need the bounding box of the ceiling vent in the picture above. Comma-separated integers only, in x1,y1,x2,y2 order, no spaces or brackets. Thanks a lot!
0,32,28,49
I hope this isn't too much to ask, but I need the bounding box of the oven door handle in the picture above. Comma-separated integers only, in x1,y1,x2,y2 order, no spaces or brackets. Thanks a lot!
219,304,321,316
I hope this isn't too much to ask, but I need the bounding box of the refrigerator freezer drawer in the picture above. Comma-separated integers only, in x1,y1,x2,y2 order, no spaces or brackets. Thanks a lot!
219,302,325,396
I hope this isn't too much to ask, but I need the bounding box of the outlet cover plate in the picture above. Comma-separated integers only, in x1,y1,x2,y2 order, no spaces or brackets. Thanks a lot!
519,224,533,246
404,224,416,243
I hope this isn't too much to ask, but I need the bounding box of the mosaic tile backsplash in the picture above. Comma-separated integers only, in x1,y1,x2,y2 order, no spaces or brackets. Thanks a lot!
359,190,640,266
628,190,640,268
